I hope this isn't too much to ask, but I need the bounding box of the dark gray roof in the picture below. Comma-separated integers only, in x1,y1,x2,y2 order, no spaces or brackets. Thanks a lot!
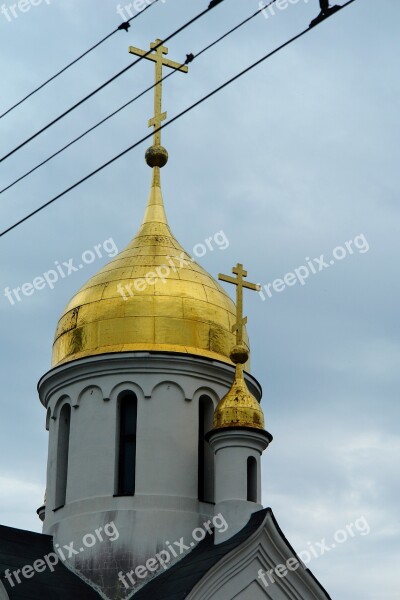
0,510,332,600
132,509,269,600
133,508,332,600
0,513,268,600
0,525,101,599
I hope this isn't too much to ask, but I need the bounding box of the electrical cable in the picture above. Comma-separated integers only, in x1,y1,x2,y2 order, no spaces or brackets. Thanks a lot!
0,0,280,195
0,0,358,238
0,0,162,121
0,0,227,163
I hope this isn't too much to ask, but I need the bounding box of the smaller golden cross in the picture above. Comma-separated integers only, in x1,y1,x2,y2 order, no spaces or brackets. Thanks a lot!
219,264,260,346
129,39,189,148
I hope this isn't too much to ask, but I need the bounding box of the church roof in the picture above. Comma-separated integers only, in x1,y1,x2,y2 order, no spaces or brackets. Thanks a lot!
0,509,332,600
0,525,101,600
132,508,269,600
132,508,332,600
52,167,250,370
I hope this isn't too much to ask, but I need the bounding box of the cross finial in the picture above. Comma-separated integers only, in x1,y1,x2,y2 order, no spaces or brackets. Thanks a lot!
219,264,260,348
129,39,189,168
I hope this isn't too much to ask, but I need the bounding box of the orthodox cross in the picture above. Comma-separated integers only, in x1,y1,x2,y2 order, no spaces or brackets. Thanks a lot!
219,264,260,346
129,39,189,148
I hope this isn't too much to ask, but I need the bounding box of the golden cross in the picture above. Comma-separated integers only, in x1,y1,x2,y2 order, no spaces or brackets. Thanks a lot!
219,264,260,346
129,39,189,147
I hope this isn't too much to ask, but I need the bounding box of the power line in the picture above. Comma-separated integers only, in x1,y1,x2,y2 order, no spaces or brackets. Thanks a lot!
0,0,227,164
0,0,280,196
0,0,358,239
0,0,161,121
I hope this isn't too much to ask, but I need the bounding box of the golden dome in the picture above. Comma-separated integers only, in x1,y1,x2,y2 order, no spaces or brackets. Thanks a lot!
52,167,249,367
212,363,265,430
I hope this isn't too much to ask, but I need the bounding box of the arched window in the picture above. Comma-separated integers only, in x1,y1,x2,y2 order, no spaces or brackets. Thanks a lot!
198,395,214,503
55,404,71,509
117,392,137,496
247,456,258,503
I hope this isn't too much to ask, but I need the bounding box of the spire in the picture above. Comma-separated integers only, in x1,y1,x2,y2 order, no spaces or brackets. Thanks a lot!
128,38,189,233
51,38,247,369
128,38,189,169
213,264,265,430
139,167,169,232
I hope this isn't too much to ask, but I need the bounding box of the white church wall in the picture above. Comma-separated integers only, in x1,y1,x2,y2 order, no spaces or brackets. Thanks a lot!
67,386,115,503
37,352,263,600
209,429,270,542
187,511,330,600
136,380,197,497
233,580,277,600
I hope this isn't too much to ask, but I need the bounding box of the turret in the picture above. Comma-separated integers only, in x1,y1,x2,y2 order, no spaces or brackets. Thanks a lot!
207,266,273,542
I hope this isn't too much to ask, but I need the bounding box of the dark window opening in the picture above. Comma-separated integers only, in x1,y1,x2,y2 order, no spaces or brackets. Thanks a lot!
198,395,214,502
55,404,71,509
117,392,137,496
247,456,257,502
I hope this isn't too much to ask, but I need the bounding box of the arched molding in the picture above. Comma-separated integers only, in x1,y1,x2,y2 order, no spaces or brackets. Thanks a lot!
51,394,72,420
109,381,145,404
76,384,104,409
150,380,186,401
192,386,220,407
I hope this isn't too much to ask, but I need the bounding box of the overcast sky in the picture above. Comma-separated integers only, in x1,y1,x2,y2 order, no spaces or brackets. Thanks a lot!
0,1,399,598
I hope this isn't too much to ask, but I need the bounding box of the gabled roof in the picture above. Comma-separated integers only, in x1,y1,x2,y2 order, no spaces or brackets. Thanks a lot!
0,509,332,600
132,509,268,600
0,525,101,600
131,508,332,600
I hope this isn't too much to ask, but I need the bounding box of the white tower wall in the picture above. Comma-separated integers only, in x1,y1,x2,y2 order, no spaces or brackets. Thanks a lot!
38,352,262,599
208,429,271,543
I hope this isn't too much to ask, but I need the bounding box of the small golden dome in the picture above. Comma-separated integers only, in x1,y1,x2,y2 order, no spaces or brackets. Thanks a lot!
213,363,265,430
52,167,249,367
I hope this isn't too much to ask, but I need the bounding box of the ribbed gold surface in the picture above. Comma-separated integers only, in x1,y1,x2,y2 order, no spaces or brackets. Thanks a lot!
52,168,249,367
213,364,264,430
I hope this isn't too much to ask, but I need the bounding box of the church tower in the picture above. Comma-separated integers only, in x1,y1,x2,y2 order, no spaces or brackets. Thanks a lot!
14,37,333,600
37,38,271,599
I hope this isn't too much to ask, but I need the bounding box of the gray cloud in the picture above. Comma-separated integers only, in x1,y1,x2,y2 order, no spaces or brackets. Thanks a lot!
0,1,399,598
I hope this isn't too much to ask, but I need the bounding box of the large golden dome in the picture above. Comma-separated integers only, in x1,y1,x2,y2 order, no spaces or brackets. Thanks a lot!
52,168,249,367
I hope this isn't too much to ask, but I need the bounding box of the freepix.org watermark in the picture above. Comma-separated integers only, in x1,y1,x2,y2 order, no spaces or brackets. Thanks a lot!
258,0,311,20
0,0,51,22
3,522,119,589
116,0,166,21
117,230,229,300
4,238,118,306
118,514,228,590
258,516,370,589
258,233,370,301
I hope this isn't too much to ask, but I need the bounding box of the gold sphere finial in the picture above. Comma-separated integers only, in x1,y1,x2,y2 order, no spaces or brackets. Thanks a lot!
145,145,168,168
230,344,249,365
212,363,265,431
